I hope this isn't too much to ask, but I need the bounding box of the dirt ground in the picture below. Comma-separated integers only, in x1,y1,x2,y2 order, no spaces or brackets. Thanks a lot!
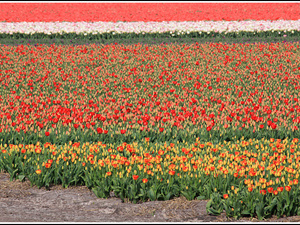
1,172,300,222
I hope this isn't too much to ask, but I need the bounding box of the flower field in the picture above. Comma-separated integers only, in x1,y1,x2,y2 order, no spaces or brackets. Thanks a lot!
1,42,300,145
1,2,300,220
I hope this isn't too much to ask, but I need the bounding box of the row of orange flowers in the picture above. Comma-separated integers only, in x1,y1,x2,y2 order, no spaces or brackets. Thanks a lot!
1,137,300,218
1,137,299,192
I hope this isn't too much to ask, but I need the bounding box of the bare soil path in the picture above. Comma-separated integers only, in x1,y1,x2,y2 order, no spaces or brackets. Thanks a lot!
1,172,300,222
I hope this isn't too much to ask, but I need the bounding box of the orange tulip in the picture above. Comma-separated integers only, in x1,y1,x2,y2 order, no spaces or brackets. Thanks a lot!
267,187,273,193
260,190,267,195
277,187,284,192
293,179,299,185
285,186,291,192
142,178,148,183
169,170,175,176
183,166,189,172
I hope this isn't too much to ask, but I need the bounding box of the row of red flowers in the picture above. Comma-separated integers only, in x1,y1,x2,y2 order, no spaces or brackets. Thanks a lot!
0,42,299,145
0,3,299,22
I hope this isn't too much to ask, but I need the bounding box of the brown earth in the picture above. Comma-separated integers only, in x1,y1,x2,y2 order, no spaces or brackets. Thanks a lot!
1,172,300,222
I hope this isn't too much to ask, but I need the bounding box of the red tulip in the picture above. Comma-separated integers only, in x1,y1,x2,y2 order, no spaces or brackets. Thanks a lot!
97,127,103,134
271,123,277,129
142,178,148,183
267,187,274,193
169,170,175,176
260,190,267,195
285,186,291,192
277,187,284,192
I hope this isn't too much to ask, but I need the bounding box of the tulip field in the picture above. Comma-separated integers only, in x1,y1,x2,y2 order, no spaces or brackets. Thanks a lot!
1,3,300,220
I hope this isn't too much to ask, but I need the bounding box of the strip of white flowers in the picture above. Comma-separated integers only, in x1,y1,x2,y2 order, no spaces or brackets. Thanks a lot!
0,20,299,35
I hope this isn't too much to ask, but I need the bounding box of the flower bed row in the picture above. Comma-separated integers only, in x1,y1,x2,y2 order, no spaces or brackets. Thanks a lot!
2,36,299,48
0,42,300,146
0,21,300,39
1,3,300,22
0,137,299,219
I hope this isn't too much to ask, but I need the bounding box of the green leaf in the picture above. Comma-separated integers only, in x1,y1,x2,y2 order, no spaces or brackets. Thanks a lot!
255,203,265,220
206,199,213,211
181,191,191,200
17,175,25,182
148,188,156,201
297,206,300,216
241,210,251,216
164,192,172,201
207,207,222,216
156,193,162,200
92,187,106,199
265,197,278,215
138,188,145,197
197,196,206,200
